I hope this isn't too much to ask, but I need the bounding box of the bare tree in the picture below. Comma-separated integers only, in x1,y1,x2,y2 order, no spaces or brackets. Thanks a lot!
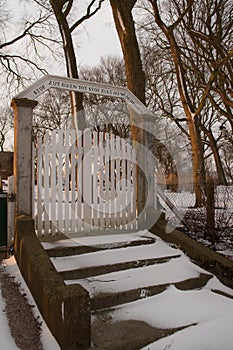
81,55,126,87
49,0,105,130
0,106,13,151
198,103,228,185
0,0,58,92
109,0,149,216
33,88,71,141
221,144,233,182
80,56,129,133
143,0,233,205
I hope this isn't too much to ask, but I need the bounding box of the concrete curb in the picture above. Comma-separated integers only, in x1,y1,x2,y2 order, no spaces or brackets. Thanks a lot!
14,215,91,350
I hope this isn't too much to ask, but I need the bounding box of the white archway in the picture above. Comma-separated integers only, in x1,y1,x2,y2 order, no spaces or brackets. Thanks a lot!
15,74,151,115
12,75,154,229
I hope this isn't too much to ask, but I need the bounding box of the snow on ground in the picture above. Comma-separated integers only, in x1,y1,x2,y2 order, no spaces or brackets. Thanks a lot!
1,256,60,350
141,312,233,350
110,285,233,328
0,279,19,350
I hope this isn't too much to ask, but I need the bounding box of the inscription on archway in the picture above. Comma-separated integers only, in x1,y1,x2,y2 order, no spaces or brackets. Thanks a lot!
15,74,151,115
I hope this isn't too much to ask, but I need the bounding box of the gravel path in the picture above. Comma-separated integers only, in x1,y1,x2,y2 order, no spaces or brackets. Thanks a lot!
0,252,44,350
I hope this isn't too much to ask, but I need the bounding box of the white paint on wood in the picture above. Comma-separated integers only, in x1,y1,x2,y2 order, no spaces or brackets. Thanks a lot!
14,75,151,116
34,129,138,236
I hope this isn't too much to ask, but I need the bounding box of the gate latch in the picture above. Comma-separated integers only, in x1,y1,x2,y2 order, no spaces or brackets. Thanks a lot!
8,193,15,202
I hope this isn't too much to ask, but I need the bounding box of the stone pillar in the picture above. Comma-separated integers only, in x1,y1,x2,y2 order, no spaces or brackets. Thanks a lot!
11,98,38,216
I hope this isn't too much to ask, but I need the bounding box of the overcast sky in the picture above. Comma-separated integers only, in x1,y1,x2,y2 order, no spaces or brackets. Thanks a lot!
6,0,122,69
75,2,122,67
2,1,124,150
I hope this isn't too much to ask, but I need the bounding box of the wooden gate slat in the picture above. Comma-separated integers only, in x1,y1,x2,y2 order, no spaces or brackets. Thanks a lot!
36,136,43,235
34,128,138,236
83,129,93,231
92,131,99,228
44,133,50,234
51,131,57,234
77,130,83,232
98,132,104,229
70,129,77,234
57,130,64,234
110,133,116,228
105,132,110,228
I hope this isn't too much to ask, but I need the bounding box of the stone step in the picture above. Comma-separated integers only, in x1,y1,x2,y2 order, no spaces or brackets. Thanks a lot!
50,238,179,274
42,229,220,349
60,254,181,280
45,237,156,257
90,273,212,310
90,317,189,350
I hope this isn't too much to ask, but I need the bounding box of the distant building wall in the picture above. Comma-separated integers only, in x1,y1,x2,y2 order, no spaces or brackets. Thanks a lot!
0,151,13,179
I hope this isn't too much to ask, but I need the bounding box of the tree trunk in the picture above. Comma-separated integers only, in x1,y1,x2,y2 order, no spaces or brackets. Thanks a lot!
169,37,207,206
194,117,207,206
50,0,86,130
201,124,228,185
109,0,146,105
110,0,149,219
186,116,206,206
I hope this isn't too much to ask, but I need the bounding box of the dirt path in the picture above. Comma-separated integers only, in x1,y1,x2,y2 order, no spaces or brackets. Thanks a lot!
0,252,44,350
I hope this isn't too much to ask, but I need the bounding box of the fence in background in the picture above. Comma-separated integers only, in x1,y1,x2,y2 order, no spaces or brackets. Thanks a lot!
159,184,233,233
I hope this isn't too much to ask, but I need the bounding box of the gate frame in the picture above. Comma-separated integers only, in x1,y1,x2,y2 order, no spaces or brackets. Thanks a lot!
11,75,155,227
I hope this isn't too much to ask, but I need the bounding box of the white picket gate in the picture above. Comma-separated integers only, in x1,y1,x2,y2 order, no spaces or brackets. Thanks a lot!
33,128,138,236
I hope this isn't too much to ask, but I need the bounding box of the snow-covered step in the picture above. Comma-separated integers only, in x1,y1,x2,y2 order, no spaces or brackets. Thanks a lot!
65,256,213,310
41,230,156,257
91,309,185,350
59,254,181,280
65,257,195,296
45,236,156,257
50,239,179,272
41,230,154,249
90,273,212,311
91,283,233,350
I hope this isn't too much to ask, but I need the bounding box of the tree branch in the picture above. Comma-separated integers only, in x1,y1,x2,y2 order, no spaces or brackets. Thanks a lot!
0,13,50,50
63,0,73,17
70,0,105,33
194,48,233,117
0,54,48,77
170,0,195,32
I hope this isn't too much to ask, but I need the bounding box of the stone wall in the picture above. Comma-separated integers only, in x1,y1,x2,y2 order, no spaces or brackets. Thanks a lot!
14,215,91,350
151,216,233,289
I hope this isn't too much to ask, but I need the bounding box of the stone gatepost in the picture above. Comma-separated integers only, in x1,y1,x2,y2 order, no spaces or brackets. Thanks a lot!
11,98,37,216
